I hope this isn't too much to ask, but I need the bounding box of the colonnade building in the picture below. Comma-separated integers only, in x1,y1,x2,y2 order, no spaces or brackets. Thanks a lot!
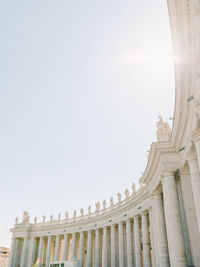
8,0,200,266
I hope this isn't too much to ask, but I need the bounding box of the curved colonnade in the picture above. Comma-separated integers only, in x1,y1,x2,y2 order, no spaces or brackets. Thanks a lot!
8,0,200,266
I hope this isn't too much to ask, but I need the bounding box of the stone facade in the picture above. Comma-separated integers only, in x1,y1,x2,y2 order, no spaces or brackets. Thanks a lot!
8,0,200,266
0,247,10,267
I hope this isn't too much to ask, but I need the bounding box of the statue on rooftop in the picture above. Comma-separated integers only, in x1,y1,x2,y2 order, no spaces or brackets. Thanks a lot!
34,217,37,224
156,116,171,141
42,216,46,223
103,200,106,209
110,197,114,207
73,210,77,218
65,212,69,220
22,211,30,224
88,205,91,214
80,208,84,216
132,183,136,194
117,192,122,202
125,188,130,199
95,202,100,212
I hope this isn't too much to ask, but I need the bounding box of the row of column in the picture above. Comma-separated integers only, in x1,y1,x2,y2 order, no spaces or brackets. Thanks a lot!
10,213,153,267
151,142,200,267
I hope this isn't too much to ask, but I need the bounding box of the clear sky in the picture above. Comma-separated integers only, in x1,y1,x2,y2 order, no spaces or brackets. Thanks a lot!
0,0,174,247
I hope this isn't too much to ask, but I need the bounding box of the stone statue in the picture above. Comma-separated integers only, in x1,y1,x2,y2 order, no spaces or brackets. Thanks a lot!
22,211,30,224
15,217,18,225
156,116,171,141
103,200,106,209
34,217,37,224
73,210,77,218
88,205,91,214
132,183,136,194
42,216,46,223
117,192,122,202
125,188,130,199
80,208,84,216
50,215,53,222
65,212,69,220
58,213,61,221
110,197,114,207
95,202,100,212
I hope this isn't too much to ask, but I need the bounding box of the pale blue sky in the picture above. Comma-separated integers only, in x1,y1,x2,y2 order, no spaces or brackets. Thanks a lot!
0,0,174,247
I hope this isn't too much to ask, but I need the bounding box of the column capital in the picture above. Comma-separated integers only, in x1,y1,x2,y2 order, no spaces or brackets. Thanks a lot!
162,170,175,178
125,218,132,224
187,151,198,163
133,214,140,219
141,210,149,216
192,128,200,143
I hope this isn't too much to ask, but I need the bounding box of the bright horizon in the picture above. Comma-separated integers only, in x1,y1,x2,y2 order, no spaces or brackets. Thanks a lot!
0,0,174,247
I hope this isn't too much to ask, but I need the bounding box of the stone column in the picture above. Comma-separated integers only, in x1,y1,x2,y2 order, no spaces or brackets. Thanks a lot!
54,234,60,261
95,229,100,267
72,233,76,259
152,193,169,267
149,208,156,267
126,219,133,267
86,230,92,267
8,236,15,267
63,234,68,261
79,232,84,267
12,238,20,267
187,151,200,232
180,166,200,266
38,237,44,267
45,236,52,267
20,236,29,267
134,216,142,267
142,212,151,267
111,225,116,267
162,171,187,267
30,238,37,266
193,129,200,169
118,222,124,267
103,227,108,267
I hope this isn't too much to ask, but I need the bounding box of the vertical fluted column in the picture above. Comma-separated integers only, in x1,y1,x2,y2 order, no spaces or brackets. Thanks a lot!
21,236,28,267
111,225,116,267
162,171,187,267
86,230,92,267
8,236,15,267
142,212,151,267
95,229,100,267
152,193,169,266
188,152,200,232
45,236,52,267
126,220,133,267
71,233,76,259
103,227,108,267
149,208,156,267
193,130,200,169
79,232,84,267
134,216,142,267
38,237,44,267
30,238,36,266
180,167,200,266
118,222,125,267
54,235,60,261
63,234,68,261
